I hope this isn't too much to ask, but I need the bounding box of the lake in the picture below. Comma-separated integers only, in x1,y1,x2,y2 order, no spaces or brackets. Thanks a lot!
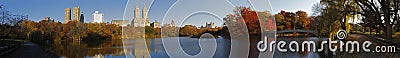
50,36,398,58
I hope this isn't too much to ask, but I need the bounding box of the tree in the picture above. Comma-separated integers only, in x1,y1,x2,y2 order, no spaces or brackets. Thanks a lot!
353,0,399,39
0,5,28,40
21,20,37,39
274,13,285,30
145,26,154,38
257,11,275,32
296,11,310,30
240,7,261,37
179,25,198,36
314,0,400,39
274,10,311,30
313,0,359,37
220,6,273,39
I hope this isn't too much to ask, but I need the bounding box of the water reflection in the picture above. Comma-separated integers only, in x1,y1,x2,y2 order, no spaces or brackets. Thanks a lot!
50,39,125,58
122,39,151,58
149,37,231,58
49,37,320,58
47,36,398,58
148,37,323,58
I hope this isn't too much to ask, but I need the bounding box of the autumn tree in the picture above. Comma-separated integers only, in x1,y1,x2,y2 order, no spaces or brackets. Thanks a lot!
240,7,261,37
145,26,154,38
221,7,273,39
20,20,122,43
313,0,359,37
274,10,311,30
315,0,399,39
0,6,28,39
296,11,311,30
274,12,285,30
21,20,37,39
179,25,198,36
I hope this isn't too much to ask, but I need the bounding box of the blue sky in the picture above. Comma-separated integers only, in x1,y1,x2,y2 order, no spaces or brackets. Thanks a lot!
0,0,319,27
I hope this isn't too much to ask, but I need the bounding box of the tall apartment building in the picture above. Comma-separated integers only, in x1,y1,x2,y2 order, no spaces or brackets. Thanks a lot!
132,3,150,27
65,8,71,23
73,6,80,22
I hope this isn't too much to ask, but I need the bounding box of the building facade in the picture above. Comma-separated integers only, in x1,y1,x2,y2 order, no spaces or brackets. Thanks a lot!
132,3,150,27
65,8,71,23
73,6,80,22
163,20,175,27
92,11,104,23
43,16,51,21
150,20,161,28
206,22,215,28
112,20,130,26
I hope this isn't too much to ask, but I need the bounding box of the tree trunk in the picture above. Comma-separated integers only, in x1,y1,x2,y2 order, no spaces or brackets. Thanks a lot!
382,0,392,39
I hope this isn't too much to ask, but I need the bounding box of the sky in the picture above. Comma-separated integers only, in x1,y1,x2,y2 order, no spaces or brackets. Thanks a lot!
0,0,319,27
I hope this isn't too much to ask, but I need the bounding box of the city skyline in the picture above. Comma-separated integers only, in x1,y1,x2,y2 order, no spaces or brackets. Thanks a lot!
0,0,318,27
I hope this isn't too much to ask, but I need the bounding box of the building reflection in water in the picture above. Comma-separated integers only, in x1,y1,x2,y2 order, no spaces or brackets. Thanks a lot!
49,39,125,58
122,27,151,58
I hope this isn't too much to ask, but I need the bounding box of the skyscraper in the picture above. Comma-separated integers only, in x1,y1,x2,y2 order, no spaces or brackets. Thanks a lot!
92,10,104,23
73,6,80,22
80,12,84,23
132,3,150,27
143,4,150,26
65,8,71,23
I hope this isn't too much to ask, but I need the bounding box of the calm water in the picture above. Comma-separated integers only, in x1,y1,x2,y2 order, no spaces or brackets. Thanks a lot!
50,37,329,58
50,34,400,58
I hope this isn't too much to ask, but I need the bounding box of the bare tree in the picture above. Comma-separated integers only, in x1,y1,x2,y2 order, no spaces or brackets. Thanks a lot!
0,5,28,39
